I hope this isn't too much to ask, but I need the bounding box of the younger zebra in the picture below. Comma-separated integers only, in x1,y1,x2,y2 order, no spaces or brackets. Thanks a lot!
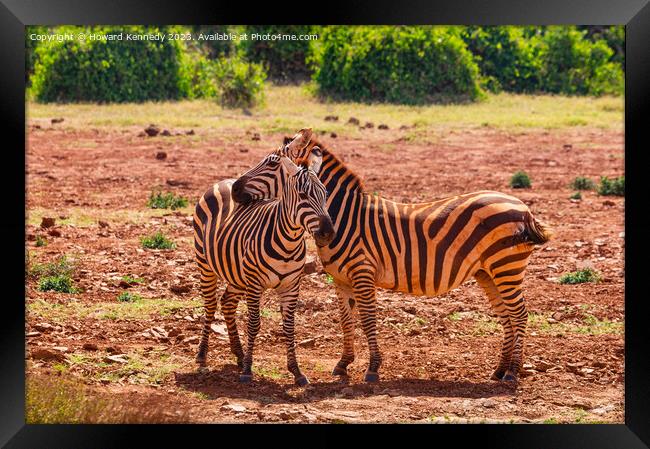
193,150,334,385
232,132,552,384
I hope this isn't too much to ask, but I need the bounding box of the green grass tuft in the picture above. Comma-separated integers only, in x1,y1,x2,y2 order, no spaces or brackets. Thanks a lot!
140,231,176,250
570,176,595,190
146,190,188,210
35,235,48,247
558,268,601,284
509,170,531,188
597,176,624,196
37,275,79,293
117,291,143,303
569,191,582,200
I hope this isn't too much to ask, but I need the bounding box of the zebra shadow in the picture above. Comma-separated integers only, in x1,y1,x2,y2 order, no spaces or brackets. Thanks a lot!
173,365,516,405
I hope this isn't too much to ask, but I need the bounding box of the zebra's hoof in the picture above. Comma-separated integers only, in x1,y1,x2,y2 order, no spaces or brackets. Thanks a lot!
502,372,518,383
364,372,380,383
239,374,253,383
295,375,310,387
332,366,348,376
491,369,506,381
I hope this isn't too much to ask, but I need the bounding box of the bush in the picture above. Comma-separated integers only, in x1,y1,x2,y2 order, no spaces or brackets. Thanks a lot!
570,191,582,200
30,26,187,103
28,255,76,280
241,26,315,83
509,170,532,188
141,231,176,250
558,268,601,284
597,176,625,196
189,25,237,59
35,235,48,247
147,190,188,210
570,176,595,190
461,26,543,93
312,26,483,104
539,27,623,96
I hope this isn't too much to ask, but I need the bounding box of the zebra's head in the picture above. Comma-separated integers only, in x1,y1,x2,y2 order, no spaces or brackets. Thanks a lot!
283,154,334,247
232,128,313,204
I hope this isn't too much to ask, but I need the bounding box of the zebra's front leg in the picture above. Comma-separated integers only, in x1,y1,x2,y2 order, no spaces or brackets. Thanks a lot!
332,284,356,377
240,287,263,383
352,273,382,383
220,285,246,369
278,282,309,386
196,271,219,368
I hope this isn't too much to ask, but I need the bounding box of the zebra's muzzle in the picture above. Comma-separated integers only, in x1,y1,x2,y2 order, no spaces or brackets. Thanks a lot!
232,177,252,204
314,215,335,247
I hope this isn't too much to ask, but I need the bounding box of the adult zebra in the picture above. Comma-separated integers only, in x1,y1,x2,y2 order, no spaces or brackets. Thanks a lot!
193,137,334,385
231,131,552,383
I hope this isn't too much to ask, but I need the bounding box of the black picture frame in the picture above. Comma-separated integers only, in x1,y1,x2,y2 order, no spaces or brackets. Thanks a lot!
3,1,649,447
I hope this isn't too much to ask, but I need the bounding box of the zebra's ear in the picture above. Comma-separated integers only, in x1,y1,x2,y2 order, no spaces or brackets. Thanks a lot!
284,128,313,157
280,156,300,176
307,146,323,174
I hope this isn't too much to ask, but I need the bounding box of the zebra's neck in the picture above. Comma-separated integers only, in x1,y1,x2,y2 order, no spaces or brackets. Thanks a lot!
317,149,364,223
277,181,304,243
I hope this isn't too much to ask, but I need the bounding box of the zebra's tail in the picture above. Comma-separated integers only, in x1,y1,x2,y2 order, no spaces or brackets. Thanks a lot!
522,211,553,245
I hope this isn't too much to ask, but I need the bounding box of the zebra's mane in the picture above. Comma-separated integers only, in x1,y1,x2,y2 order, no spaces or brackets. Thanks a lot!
307,138,364,193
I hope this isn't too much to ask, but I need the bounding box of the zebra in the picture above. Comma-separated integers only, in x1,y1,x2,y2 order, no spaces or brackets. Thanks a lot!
192,140,334,385
230,132,552,383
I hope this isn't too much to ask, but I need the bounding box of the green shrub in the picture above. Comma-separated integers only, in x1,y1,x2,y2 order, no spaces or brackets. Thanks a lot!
597,175,624,196
141,231,176,250
570,191,582,200
539,27,623,96
578,25,624,67
241,25,315,83
558,268,601,284
121,275,144,284
189,25,238,59
215,57,266,108
509,170,532,188
35,235,48,247
570,176,595,190
30,26,188,103
117,291,143,303
312,26,483,104
461,26,543,93
25,26,50,84
147,190,188,210
38,275,79,293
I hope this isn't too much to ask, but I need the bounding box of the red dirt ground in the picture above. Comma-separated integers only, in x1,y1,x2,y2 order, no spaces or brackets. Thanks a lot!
25,120,624,423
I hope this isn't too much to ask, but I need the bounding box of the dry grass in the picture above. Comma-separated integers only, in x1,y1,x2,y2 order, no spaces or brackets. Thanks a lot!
27,85,623,134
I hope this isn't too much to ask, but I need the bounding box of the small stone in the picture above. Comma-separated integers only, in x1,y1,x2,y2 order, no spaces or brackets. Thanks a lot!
104,355,128,364
82,343,98,351
221,404,246,413
303,261,319,275
31,349,65,362
364,122,374,129
251,133,261,141
330,132,337,138
161,129,171,136
402,306,417,315
602,200,615,207
170,284,191,295
533,360,553,372
98,220,109,228
105,346,123,354
341,387,354,397
155,151,167,160
34,323,54,332
482,398,497,408
324,115,339,122
378,124,389,130
48,229,62,237
347,117,360,126
51,117,64,124
40,217,55,229
210,323,228,336
52,346,69,353
145,124,160,137
590,404,615,415
26,331,41,337
183,315,195,322
563,144,572,150
168,328,181,338
186,129,195,135
407,328,422,336
183,336,199,344
298,338,316,348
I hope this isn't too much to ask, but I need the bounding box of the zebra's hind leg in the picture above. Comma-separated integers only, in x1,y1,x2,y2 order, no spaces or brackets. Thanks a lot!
278,281,309,386
332,284,356,377
491,265,530,382
240,286,263,383
196,270,219,368
474,270,514,381
220,285,246,368
351,270,382,383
